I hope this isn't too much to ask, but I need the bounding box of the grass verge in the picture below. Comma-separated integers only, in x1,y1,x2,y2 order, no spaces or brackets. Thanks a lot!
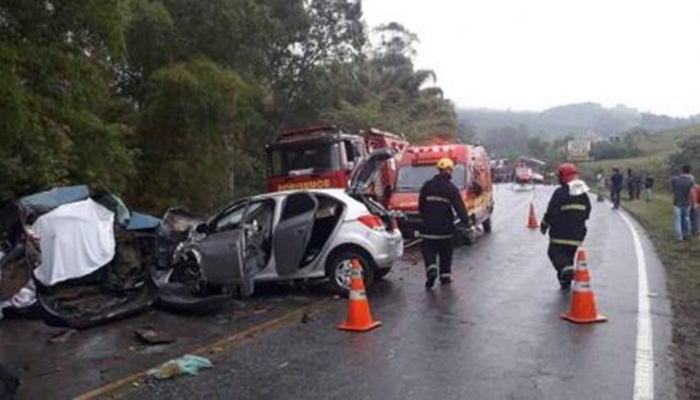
621,195,700,399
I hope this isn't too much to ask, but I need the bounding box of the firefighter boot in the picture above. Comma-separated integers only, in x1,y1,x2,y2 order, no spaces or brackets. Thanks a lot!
440,272,452,285
425,265,438,289
558,266,575,290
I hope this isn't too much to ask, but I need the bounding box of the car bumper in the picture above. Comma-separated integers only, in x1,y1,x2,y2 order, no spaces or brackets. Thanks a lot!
372,229,404,268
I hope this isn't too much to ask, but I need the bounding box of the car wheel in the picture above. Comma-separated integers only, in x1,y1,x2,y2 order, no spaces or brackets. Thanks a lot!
483,217,492,233
326,249,374,296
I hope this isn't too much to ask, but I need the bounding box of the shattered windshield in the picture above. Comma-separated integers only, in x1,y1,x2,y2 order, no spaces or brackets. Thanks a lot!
395,164,466,192
270,142,341,176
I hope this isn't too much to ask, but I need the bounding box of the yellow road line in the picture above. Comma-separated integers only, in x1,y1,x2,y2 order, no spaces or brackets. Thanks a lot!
74,299,334,400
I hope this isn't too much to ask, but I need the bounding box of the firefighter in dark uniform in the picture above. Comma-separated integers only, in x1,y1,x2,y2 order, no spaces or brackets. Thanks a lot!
418,158,471,288
540,163,592,289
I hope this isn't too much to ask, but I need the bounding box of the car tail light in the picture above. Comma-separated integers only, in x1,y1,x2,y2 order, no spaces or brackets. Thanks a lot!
358,215,385,231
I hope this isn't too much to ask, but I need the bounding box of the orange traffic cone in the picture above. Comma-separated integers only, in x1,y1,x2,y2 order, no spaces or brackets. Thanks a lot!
527,202,539,229
337,259,382,332
561,249,607,324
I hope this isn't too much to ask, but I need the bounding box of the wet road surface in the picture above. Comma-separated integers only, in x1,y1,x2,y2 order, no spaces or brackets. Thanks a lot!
0,285,329,399
1,184,675,399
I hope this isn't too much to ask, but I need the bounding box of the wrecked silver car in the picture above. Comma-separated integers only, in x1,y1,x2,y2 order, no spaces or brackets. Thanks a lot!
159,149,403,309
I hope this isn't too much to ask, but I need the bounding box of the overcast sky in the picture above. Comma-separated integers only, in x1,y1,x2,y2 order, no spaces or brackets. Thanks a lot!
362,0,700,117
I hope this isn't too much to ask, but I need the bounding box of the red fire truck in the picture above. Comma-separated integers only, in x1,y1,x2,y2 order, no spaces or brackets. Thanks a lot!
265,126,408,202
387,143,494,240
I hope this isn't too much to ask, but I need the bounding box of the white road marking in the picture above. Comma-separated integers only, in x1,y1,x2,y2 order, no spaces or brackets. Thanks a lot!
619,211,654,400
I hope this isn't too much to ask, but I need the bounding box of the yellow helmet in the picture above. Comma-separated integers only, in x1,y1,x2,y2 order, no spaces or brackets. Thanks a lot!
436,158,454,170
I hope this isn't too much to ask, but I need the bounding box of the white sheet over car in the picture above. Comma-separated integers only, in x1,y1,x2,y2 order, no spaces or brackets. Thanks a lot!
33,198,116,286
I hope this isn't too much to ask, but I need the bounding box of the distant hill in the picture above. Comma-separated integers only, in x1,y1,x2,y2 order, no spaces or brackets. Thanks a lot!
458,102,700,139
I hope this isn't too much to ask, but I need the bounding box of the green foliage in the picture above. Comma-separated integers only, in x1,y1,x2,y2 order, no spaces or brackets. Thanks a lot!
669,135,700,173
0,0,456,213
0,0,134,199
589,136,642,160
321,23,456,143
134,59,262,213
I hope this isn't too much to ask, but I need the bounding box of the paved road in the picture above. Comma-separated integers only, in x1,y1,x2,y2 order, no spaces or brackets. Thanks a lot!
124,185,675,400
0,184,676,399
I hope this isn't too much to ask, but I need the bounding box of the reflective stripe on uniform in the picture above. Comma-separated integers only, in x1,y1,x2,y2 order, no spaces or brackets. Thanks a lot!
560,204,587,211
550,238,583,246
426,264,439,272
349,290,367,300
440,273,451,278
421,233,453,240
426,196,451,204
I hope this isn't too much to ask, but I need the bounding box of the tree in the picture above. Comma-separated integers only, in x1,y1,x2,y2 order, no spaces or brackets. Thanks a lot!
271,0,366,124
669,135,700,173
0,0,134,198
0,1,460,210
322,22,456,142
134,59,262,213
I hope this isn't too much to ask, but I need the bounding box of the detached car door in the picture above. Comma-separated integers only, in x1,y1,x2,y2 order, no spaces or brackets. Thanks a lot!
273,192,318,276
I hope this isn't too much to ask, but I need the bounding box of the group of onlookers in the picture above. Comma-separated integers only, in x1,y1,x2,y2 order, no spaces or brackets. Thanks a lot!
624,168,654,202
671,165,698,241
602,165,698,241
604,168,654,208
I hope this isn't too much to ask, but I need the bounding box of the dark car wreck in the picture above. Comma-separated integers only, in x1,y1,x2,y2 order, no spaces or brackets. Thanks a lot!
0,186,162,329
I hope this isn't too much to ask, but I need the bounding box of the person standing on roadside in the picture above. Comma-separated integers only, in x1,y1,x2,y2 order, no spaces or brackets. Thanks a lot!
690,183,700,237
610,167,623,210
643,173,654,202
540,163,591,289
671,165,695,241
418,158,471,289
634,173,643,200
627,168,635,201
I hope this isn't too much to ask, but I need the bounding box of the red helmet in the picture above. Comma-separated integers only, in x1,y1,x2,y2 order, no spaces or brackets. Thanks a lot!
557,163,578,183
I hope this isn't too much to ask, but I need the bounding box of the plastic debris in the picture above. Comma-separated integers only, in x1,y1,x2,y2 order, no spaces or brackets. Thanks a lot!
49,329,77,344
300,312,313,324
134,328,176,345
147,355,213,380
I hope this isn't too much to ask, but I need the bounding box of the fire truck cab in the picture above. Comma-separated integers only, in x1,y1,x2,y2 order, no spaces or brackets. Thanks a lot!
388,143,494,240
266,126,407,203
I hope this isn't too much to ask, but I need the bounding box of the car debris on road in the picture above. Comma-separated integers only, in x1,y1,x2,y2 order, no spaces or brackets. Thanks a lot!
134,328,177,345
147,355,213,380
